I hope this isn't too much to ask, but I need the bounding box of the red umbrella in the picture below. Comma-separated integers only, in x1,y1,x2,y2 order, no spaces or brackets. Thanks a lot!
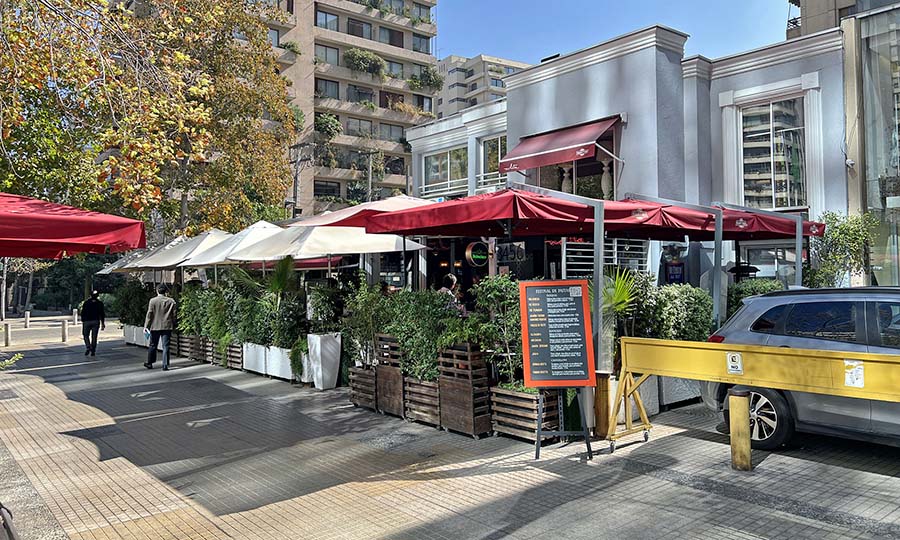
0,193,146,258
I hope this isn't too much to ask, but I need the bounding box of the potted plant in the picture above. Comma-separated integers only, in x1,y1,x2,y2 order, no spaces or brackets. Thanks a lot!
344,278,387,406
266,258,303,380
114,280,153,346
290,335,310,384
177,284,206,359
307,283,344,390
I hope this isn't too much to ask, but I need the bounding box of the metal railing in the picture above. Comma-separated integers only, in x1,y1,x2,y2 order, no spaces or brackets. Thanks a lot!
419,179,468,198
475,172,507,193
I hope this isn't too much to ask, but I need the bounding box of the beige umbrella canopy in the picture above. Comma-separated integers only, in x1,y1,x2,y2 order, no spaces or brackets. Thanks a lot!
177,221,283,267
284,196,435,228
120,229,232,270
226,226,426,263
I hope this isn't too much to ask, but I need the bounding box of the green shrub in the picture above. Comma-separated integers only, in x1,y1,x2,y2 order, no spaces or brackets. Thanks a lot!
99,293,119,317
290,335,308,378
272,295,306,349
309,285,344,334
656,284,714,341
115,280,154,326
314,113,342,140
407,65,444,91
177,285,205,335
466,274,522,385
385,289,456,381
343,48,386,79
727,279,783,319
344,278,389,366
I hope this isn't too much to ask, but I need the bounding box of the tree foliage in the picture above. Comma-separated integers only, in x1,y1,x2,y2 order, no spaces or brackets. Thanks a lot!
806,211,878,288
0,0,298,232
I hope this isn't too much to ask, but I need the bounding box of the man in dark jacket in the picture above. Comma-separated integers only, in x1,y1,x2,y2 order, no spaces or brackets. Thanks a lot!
80,291,106,356
144,284,177,371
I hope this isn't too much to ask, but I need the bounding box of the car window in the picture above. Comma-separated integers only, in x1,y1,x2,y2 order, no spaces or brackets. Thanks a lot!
751,305,787,334
784,301,858,343
874,301,900,349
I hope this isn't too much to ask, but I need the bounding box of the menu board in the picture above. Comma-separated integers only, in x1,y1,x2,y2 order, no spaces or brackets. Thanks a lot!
519,280,596,388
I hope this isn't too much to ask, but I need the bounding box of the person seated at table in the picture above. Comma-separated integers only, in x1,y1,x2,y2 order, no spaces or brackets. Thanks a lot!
438,274,465,315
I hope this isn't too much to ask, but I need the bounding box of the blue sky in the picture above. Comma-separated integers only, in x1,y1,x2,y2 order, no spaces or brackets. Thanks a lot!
434,0,795,63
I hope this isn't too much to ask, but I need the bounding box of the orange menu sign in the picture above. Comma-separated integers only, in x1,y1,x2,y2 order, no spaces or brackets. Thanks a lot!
519,280,596,388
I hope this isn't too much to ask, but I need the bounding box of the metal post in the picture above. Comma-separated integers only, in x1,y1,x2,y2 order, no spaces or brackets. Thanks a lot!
728,388,752,471
23,311,29,329
795,217,803,287
713,211,723,327
401,238,407,289
61,320,68,342
367,153,373,203
72,308,78,324
3,323,10,347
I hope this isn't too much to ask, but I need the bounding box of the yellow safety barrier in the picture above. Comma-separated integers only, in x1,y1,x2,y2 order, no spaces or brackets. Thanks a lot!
607,337,900,448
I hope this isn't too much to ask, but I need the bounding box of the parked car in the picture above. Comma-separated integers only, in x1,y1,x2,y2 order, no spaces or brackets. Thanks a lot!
702,287,900,450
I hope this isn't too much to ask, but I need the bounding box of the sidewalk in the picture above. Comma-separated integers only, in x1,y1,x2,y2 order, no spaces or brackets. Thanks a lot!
0,339,898,539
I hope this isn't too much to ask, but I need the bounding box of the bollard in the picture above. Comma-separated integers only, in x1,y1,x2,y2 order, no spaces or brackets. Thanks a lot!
728,388,752,471
3,323,9,347
61,320,68,342
72,309,78,324
24,310,30,329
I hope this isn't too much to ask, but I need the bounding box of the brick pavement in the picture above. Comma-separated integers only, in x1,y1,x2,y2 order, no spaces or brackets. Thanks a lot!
1,336,899,539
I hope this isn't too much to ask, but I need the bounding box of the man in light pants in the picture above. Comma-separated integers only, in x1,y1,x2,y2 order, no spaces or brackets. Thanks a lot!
80,291,105,356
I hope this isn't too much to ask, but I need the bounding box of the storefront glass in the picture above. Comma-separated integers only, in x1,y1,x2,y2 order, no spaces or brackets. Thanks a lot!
862,8,900,285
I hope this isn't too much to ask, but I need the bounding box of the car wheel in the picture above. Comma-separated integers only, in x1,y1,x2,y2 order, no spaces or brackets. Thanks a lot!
724,387,794,450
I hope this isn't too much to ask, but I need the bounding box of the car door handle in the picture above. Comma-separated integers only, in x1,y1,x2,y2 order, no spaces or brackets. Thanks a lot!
779,345,791,348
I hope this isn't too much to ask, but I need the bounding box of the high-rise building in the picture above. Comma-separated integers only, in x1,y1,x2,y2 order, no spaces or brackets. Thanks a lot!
785,0,896,37
268,0,440,217
436,55,530,118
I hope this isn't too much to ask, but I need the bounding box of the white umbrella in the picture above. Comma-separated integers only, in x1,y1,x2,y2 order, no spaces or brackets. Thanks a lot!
126,229,232,270
227,226,426,262
285,196,434,227
109,236,188,273
177,221,282,267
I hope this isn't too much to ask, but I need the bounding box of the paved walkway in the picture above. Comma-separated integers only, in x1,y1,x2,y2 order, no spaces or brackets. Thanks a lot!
1,335,900,539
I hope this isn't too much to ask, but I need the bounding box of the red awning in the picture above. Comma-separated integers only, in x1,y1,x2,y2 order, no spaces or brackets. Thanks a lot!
0,193,146,258
499,117,618,173
367,189,826,242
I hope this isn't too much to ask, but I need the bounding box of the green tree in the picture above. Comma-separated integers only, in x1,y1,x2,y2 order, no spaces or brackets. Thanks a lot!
806,211,878,288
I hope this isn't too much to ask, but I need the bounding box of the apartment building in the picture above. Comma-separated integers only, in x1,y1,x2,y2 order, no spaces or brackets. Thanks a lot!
436,55,530,118
267,0,440,217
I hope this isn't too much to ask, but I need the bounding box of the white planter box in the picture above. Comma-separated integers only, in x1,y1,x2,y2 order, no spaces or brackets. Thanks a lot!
122,325,132,344
299,353,313,383
308,333,341,391
658,377,701,406
611,375,660,423
242,343,267,375
266,346,293,380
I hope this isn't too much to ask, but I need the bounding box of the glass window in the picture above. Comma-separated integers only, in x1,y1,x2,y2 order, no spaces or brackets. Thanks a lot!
385,155,405,175
316,10,338,31
412,33,430,53
874,301,900,348
380,123,404,142
380,91,403,109
346,117,373,137
347,84,374,104
414,94,432,112
386,0,404,13
505,66,517,75
314,180,341,197
741,97,806,210
751,305,787,334
466,68,475,78
413,3,430,20
315,78,339,99
379,27,404,48
267,28,280,47
469,82,478,91
491,78,504,88
315,44,339,65
482,135,507,175
411,64,426,78
347,18,372,39
490,93,503,101
424,153,448,185
386,60,404,78
784,302,858,343
450,147,467,181
469,98,477,106
286,0,294,14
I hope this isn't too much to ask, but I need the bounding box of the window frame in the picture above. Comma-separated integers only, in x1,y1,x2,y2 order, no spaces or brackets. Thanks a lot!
781,300,865,345
749,304,788,335
315,10,339,31
412,2,430,20
314,78,339,100
386,60,404,78
412,33,431,53
347,18,372,40
314,180,342,198
267,28,280,47
314,44,339,66
346,117,373,137
378,26,404,48
413,94,432,113
379,123,404,142
423,146,468,187
490,78,504,88
866,300,900,349
347,84,375,104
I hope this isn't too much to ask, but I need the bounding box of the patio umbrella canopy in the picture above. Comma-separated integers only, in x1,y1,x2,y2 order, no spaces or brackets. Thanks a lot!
177,221,282,267
0,192,146,258
122,230,231,270
283,195,435,228
227,226,426,262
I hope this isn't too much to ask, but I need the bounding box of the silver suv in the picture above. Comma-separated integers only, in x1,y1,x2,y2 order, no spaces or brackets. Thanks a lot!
702,287,900,450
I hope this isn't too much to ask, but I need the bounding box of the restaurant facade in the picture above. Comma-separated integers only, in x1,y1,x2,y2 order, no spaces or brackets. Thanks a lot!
407,24,850,285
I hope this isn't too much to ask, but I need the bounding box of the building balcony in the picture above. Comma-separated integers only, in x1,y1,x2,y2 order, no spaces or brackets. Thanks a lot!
314,27,436,65
332,133,407,154
316,0,437,36
314,97,424,125
475,172,507,193
315,166,364,182
263,11,296,30
314,62,413,92
272,46,298,68
420,178,468,198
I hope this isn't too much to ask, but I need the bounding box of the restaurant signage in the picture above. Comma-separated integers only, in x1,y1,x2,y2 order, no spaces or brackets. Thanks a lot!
465,241,489,267
519,280,596,388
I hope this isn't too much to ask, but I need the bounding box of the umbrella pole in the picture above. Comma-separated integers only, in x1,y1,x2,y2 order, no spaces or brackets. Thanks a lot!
262,260,266,277
214,265,218,285
328,255,332,276
401,236,407,289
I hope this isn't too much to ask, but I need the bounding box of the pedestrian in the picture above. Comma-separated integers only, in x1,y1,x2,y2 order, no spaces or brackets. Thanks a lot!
143,284,177,371
80,290,105,356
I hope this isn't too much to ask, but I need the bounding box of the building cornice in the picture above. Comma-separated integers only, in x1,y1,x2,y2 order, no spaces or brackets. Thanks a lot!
505,25,688,91
709,28,842,80
682,55,712,79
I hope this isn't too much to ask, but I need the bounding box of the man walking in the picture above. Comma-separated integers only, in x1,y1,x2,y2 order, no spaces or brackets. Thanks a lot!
80,290,105,356
144,284,177,371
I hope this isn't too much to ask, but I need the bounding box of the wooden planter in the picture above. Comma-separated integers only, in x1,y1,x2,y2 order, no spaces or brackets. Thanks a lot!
225,343,243,370
439,343,491,437
375,334,404,417
490,387,559,442
178,334,201,361
349,367,376,409
404,377,440,426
